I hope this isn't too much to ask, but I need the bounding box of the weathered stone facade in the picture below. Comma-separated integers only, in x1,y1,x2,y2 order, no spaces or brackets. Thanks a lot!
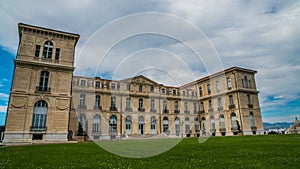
4,23,263,143
3,23,79,143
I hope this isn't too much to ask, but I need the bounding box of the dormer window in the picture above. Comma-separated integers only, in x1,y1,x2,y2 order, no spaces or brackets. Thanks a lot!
95,81,101,88
42,41,53,59
80,80,86,87
150,86,154,93
111,83,116,89
161,88,165,94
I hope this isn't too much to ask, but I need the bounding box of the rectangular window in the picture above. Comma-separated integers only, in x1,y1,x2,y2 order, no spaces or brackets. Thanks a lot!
207,84,211,94
218,98,222,108
127,83,130,90
55,48,60,60
35,45,40,57
229,95,234,105
150,86,154,93
199,87,203,97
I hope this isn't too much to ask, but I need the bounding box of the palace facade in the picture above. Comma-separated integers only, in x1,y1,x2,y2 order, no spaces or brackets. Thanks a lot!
3,23,263,143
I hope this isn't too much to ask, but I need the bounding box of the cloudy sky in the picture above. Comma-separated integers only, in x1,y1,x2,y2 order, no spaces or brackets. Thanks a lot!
0,0,299,125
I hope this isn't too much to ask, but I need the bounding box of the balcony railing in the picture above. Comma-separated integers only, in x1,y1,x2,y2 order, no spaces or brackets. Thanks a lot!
229,104,236,109
218,107,223,111
231,127,239,131
110,107,118,111
210,129,216,133
35,86,51,93
150,109,157,113
138,107,145,112
208,108,214,112
125,107,133,112
163,109,169,113
93,106,102,110
199,110,205,114
193,111,198,114
77,105,87,109
184,110,190,114
248,104,253,108
30,126,47,131
251,126,257,131
174,110,180,114
219,128,226,132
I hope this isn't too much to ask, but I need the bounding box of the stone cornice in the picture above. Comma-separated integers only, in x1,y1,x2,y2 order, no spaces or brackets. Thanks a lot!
14,59,75,71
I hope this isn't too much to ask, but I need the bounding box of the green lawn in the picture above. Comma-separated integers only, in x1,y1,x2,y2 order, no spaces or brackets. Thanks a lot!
0,135,299,169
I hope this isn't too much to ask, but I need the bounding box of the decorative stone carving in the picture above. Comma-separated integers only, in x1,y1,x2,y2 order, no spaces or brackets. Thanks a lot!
11,97,27,108
56,99,69,110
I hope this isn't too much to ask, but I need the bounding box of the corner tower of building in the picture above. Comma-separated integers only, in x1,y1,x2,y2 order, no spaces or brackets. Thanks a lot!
4,23,79,143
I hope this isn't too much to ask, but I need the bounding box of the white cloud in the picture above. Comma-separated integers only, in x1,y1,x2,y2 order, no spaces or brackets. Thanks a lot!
0,93,9,101
0,105,7,113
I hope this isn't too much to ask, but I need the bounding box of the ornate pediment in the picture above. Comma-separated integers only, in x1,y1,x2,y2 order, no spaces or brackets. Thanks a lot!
121,75,159,85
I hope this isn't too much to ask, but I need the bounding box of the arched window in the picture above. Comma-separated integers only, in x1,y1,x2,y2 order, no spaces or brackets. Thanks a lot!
138,98,144,111
125,116,132,135
163,117,169,132
111,96,116,110
194,117,200,132
138,116,145,135
231,113,238,130
250,112,255,128
219,114,225,130
42,41,53,59
39,71,49,92
109,115,117,135
151,116,156,134
32,100,48,130
185,117,190,134
92,115,100,133
173,89,177,95
201,117,206,133
139,84,143,92
182,90,186,96
210,116,215,132
80,94,86,108
78,114,87,134
175,117,180,136
95,95,101,109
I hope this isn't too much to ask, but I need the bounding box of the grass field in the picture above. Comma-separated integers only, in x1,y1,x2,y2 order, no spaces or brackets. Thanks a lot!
0,135,299,169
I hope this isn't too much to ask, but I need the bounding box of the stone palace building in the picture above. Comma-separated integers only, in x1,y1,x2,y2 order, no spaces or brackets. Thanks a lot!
3,23,263,143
